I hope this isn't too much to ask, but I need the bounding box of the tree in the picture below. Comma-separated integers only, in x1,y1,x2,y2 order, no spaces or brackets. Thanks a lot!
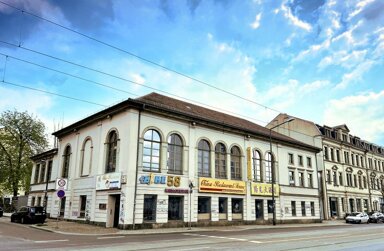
0,110,48,196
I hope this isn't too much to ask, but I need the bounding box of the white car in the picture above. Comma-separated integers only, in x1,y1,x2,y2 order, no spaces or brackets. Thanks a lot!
345,212,369,224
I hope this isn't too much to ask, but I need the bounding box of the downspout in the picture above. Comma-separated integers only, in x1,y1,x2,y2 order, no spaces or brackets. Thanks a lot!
132,106,143,230
315,152,323,222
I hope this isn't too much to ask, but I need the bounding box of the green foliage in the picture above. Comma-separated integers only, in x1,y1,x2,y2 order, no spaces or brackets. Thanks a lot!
0,110,48,196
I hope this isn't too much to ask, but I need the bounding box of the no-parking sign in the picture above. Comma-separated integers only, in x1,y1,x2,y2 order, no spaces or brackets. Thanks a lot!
56,178,68,190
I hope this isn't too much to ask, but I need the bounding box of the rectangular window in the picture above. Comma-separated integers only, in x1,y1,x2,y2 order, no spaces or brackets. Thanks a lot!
308,173,313,188
361,156,365,167
79,195,86,218
353,175,357,188
301,201,306,216
330,149,334,161
333,171,337,186
291,201,296,216
336,150,340,162
299,172,304,187
39,163,46,183
307,157,312,168
298,155,303,166
363,176,367,189
324,147,328,160
289,170,295,186
34,164,40,184
168,196,183,220
368,158,372,169
356,155,359,166
219,197,227,214
143,195,157,221
47,160,53,181
232,198,243,219
351,153,355,166
37,197,42,206
310,202,315,216
31,197,35,206
288,153,294,165
341,198,345,212
344,151,349,164
339,172,343,186
198,197,211,214
326,170,331,184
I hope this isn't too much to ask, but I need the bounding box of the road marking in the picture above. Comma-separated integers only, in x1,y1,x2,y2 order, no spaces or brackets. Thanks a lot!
183,233,259,243
34,240,68,243
97,236,125,240
173,247,211,251
250,240,263,244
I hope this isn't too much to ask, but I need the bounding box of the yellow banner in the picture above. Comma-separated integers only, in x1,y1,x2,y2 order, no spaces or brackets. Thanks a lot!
199,178,246,195
247,147,252,180
251,182,279,197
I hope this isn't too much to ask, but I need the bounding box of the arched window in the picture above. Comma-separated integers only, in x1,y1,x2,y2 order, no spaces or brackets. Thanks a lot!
62,145,71,178
231,146,241,180
167,133,183,174
143,129,161,172
252,150,261,182
81,138,92,176
215,143,227,179
106,130,118,173
265,152,273,183
198,139,211,177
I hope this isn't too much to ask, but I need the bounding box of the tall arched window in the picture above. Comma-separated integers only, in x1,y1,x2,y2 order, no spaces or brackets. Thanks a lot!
167,133,183,174
143,129,161,172
265,152,273,183
62,145,71,178
81,138,92,176
231,146,241,180
198,139,211,177
252,150,261,182
215,143,227,179
106,130,118,173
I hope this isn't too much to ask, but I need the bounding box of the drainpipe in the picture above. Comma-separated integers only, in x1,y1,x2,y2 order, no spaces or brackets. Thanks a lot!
315,153,323,222
132,106,143,230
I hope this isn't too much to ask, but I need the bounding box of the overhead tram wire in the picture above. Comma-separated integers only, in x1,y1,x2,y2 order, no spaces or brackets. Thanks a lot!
1,80,107,107
0,43,269,125
0,0,281,115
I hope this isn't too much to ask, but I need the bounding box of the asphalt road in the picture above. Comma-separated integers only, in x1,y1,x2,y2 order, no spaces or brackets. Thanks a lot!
1,216,384,251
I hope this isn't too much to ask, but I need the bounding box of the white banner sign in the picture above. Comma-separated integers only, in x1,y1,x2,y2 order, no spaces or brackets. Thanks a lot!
96,172,121,190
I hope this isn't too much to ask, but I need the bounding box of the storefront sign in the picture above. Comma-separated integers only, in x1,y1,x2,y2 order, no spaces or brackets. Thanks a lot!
199,178,246,194
139,173,181,187
96,172,121,190
247,147,252,180
251,182,279,197
164,188,189,194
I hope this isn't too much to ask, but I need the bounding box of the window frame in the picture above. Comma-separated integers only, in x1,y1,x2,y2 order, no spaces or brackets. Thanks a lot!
198,140,211,177
230,146,242,180
167,134,183,174
215,143,227,179
143,129,161,173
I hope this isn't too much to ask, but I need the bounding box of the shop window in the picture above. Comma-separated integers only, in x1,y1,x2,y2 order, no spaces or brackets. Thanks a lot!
215,143,227,179
310,202,315,216
79,195,86,218
198,197,211,221
291,201,296,216
168,196,183,221
198,140,211,177
143,129,161,172
219,198,227,216
232,198,243,220
230,146,241,180
62,145,71,178
143,195,157,221
167,134,183,174
253,150,262,182
267,200,273,214
255,199,263,219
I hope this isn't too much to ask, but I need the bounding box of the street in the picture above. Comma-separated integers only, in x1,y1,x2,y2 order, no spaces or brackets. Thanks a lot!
1,216,384,251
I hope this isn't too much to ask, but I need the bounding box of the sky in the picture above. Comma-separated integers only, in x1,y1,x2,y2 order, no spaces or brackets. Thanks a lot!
0,0,383,147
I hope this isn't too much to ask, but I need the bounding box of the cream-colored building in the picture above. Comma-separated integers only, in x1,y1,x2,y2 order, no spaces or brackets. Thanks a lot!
268,114,384,220
29,93,321,228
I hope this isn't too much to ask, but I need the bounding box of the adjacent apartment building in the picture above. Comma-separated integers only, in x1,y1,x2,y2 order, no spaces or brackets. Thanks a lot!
29,93,321,229
268,114,384,220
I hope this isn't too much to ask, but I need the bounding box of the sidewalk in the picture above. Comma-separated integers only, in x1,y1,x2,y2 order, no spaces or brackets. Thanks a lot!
2,212,348,236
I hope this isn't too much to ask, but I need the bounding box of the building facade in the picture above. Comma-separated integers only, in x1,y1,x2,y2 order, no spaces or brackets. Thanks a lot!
268,114,384,220
29,93,321,229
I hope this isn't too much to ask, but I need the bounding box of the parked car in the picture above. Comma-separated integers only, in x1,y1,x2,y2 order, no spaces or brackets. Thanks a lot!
10,206,46,224
345,212,369,224
0,207,3,217
368,212,384,223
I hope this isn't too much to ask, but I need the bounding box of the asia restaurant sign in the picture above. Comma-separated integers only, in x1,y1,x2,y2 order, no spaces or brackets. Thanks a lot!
96,172,121,190
251,182,280,197
199,178,246,195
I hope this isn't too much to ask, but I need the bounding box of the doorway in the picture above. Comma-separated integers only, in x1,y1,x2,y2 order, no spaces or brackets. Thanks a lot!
168,196,183,221
255,199,263,220
329,197,338,217
107,194,121,228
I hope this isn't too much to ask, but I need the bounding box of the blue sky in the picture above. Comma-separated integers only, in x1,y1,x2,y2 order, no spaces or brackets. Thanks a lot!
0,0,383,146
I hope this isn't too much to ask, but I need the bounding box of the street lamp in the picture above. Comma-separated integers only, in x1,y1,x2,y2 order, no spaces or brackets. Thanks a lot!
269,117,295,225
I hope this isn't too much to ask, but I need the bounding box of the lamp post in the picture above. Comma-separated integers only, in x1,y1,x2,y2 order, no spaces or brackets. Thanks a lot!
269,117,295,226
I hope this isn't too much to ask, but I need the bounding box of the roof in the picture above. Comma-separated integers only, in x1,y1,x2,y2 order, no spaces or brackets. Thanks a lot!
54,92,320,152
30,148,58,161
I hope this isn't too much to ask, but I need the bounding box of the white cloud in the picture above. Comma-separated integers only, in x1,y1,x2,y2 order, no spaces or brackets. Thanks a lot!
349,0,375,19
280,2,312,32
318,49,367,69
250,13,262,29
324,90,384,144
293,39,331,62
334,60,374,89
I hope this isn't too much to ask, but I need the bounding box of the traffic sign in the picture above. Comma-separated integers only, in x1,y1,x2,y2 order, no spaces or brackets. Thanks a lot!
56,178,68,190
57,190,65,198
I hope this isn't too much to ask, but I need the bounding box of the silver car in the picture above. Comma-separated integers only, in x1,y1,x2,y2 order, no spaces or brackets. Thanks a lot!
346,212,369,224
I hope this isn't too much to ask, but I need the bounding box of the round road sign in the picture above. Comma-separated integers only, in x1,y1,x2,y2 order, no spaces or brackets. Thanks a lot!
57,190,65,198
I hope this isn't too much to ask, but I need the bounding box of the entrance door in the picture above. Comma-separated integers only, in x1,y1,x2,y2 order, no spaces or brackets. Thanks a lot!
143,195,157,222
113,195,120,228
107,194,120,228
329,197,338,217
349,198,355,213
256,199,263,220
168,196,183,220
